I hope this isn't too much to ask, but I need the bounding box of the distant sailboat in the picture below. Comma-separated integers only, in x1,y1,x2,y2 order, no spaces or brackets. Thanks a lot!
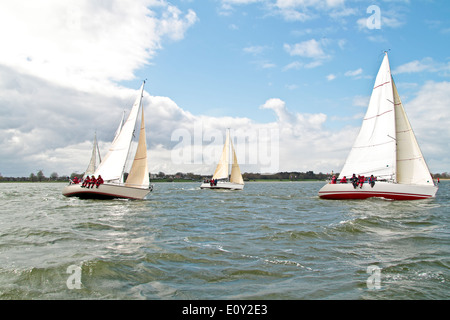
200,129,244,190
63,81,152,200
319,52,438,200
82,132,101,179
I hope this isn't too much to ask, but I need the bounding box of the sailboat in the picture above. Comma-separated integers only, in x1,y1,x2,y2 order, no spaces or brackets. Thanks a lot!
200,129,244,190
82,132,101,180
318,53,438,200
62,81,152,200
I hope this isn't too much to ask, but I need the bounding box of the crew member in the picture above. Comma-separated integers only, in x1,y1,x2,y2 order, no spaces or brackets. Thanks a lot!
96,175,104,188
350,174,358,189
369,175,376,188
82,176,90,188
89,175,96,188
359,175,365,188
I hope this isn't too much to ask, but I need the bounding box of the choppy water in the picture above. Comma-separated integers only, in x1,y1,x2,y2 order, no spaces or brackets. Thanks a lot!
0,181,448,300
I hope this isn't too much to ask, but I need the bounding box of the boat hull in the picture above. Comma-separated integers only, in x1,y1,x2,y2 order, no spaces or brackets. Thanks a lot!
62,183,151,200
318,181,437,200
200,182,244,190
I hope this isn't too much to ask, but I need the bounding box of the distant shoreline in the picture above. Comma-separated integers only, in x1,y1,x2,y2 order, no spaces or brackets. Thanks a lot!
0,179,326,183
1,179,448,184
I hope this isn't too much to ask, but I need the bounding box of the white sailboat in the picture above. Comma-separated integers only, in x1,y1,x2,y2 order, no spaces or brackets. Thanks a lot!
63,82,152,200
82,132,101,180
319,53,438,200
200,129,244,190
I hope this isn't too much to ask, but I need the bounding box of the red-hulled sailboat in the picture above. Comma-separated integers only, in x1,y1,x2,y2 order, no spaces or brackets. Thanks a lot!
319,53,438,200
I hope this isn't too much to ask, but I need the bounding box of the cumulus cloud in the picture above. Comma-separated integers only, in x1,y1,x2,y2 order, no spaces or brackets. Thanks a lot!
401,81,450,171
0,59,353,177
272,0,348,21
283,39,331,69
327,74,337,81
275,0,344,9
284,39,326,59
0,0,198,92
393,57,450,76
219,0,264,16
0,1,198,176
220,0,348,21
2,61,448,177
344,68,363,77
1,1,448,179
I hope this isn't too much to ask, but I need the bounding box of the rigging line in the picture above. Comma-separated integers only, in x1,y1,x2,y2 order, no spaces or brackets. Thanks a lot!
96,135,102,163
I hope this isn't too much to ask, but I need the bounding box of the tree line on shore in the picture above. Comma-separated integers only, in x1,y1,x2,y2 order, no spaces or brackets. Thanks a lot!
1,170,449,182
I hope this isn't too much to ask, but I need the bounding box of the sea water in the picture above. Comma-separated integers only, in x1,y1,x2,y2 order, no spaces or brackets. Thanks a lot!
0,181,448,300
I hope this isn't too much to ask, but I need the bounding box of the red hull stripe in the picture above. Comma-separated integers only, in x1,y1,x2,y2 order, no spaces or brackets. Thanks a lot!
318,191,431,200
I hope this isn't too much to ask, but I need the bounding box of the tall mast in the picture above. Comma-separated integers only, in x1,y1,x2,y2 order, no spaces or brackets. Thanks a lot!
96,131,101,164
228,128,231,181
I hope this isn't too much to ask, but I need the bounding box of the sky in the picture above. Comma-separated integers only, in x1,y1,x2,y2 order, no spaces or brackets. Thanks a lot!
0,0,449,177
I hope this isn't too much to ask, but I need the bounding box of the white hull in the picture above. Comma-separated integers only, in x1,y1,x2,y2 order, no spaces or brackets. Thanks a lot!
62,183,151,200
200,181,244,190
318,181,438,200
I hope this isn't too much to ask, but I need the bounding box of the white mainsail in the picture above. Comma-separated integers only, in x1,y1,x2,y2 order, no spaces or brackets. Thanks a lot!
338,52,434,187
339,53,397,181
94,83,146,184
112,111,125,145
